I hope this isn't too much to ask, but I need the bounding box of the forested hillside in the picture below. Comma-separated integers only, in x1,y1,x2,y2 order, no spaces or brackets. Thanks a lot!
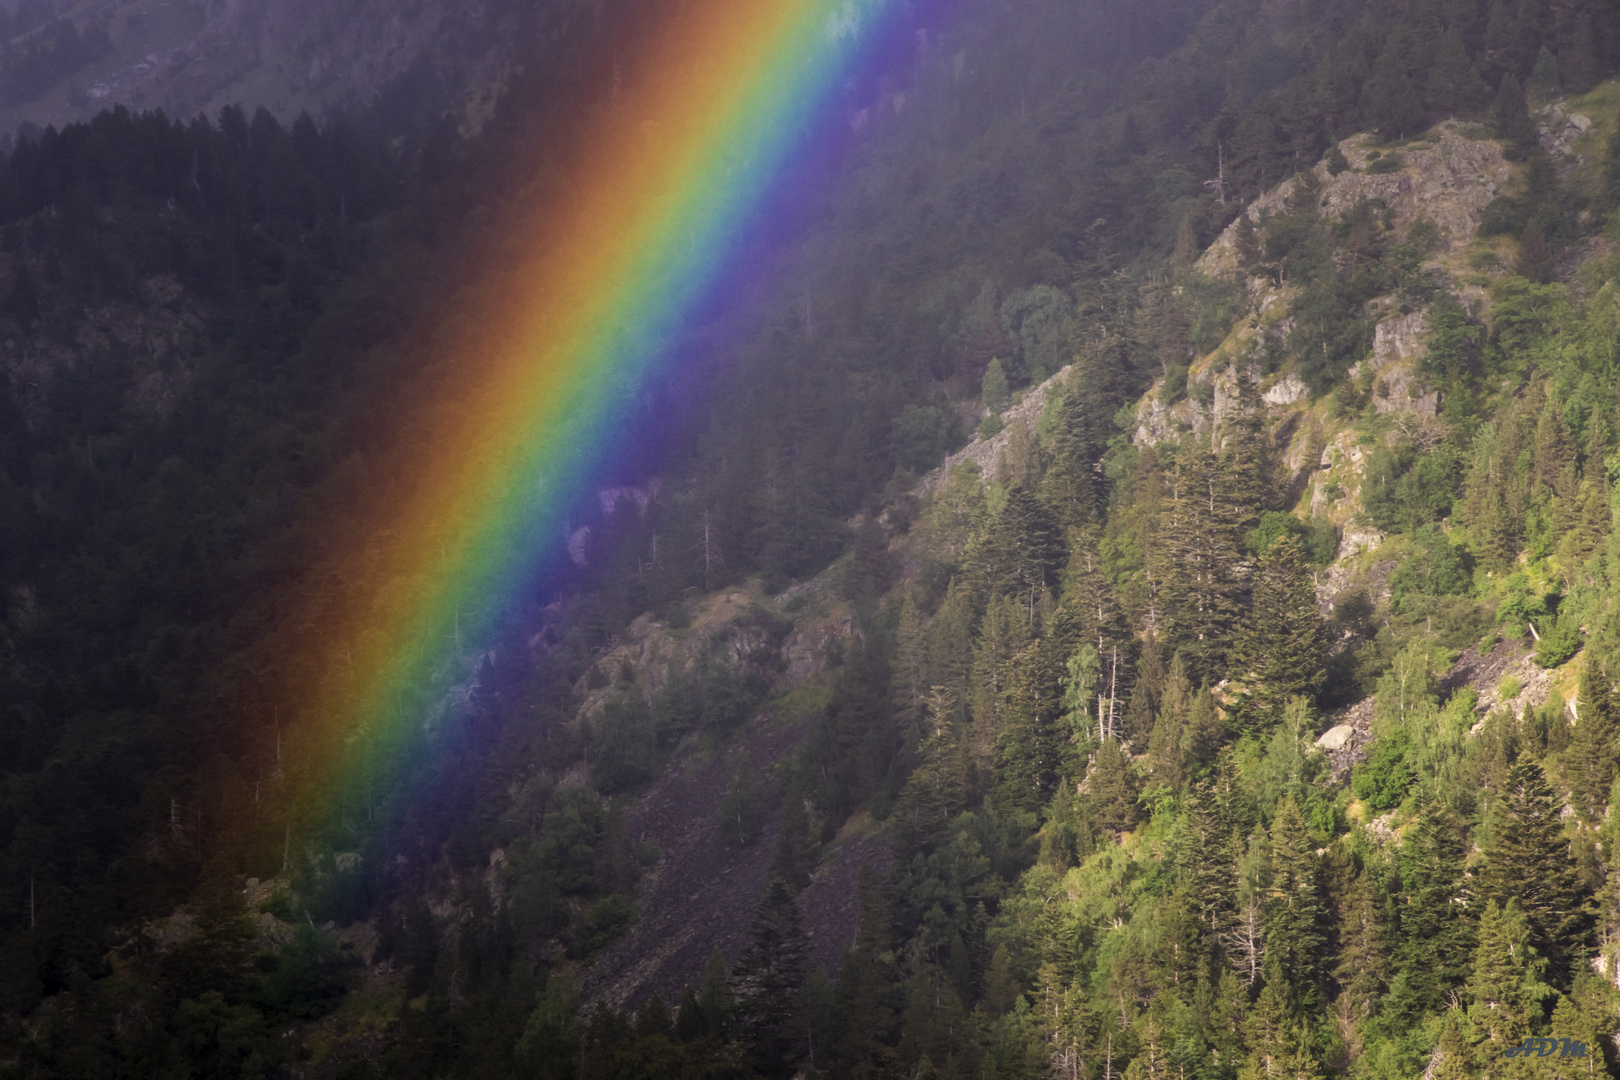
7,0,1620,1077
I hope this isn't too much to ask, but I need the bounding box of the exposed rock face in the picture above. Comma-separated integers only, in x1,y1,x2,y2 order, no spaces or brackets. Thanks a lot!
920,363,1073,494
1199,121,1514,279
1316,724,1354,751
1263,373,1307,406
1537,103,1594,159
1359,309,1438,417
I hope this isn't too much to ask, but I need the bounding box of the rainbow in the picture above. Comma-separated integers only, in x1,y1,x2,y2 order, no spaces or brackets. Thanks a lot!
270,0,912,838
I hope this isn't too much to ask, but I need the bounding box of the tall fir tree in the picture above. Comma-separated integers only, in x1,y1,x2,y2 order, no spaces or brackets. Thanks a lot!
1568,664,1619,825
1087,735,1140,833
1264,797,1326,1010
1493,72,1538,159
1467,899,1541,1059
1477,761,1593,982
1235,535,1329,724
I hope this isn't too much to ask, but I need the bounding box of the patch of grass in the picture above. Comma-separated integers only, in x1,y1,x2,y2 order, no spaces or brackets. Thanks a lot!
1497,674,1522,700
1366,154,1405,174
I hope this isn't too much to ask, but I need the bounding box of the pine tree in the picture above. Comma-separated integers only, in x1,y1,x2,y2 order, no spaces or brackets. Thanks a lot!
1568,664,1619,825
1481,1,1528,83
1264,797,1326,1010
1528,44,1561,100
1087,736,1140,833
1388,801,1474,1024
1493,73,1537,159
1333,866,1391,1045
1236,535,1328,724
1425,25,1491,115
1001,487,1063,613
697,947,735,1038
1147,689,1188,791
1043,368,1113,529
926,579,976,721
1147,652,1193,788
893,594,929,744
1187,777,1239,942
1186,686,1224,772
1234,213,1263,272
1467,899,1539,1054
1516,222,1554,284
1153,452,1246,679
1364,37,1426,138
734,878,811,1076
1476,761,1592,982
1428,1010,1477,1080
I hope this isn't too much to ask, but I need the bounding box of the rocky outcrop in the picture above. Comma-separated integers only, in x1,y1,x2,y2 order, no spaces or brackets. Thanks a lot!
1199,121,1515,280
1357,309,1439,417
920,363,1074,493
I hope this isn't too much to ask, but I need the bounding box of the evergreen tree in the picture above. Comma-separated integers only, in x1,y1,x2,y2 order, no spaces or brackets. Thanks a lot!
1481,2,1529,85
733,878,811,1076
697,949,734,1039
1516,222,1554,284
1528,44,1561,99
1147,651,1194,788
1388,801,1475,1024
1429,1010,1477,1080
1236,535,1328,724
1146,687,1188,791
1121,660,1158,750
1087,736,1140,832
1334,865,1390,1053
1186,686,1224,772
1467,899,1540,1055
1426,25,1491,115
1477,761,1592,982
1364,37,1427,138
1264,797,1326,1010
1043,364,1115,528
1568,664,1619,825
1154,452,1246,679
1493,73,1537,159
893,593,929,743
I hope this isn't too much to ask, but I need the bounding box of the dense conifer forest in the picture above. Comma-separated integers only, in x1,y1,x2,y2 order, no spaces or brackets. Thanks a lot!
7,0,1620,1077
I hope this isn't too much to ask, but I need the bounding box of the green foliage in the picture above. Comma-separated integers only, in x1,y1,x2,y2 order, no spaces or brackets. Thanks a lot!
1353,727,1415,809
893,404,956,473
1390,525,1473,610
574,894,638,959
1247,510,1337,565
981,357,1010,414
1534,608,1583,667
1182,273,1247,354
1159,363,1189,403
257,925,361,1021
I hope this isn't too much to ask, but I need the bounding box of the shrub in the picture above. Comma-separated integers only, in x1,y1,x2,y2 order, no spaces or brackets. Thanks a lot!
1533,610,1581,668
1160,363,1189,403
1352,727,1414,809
